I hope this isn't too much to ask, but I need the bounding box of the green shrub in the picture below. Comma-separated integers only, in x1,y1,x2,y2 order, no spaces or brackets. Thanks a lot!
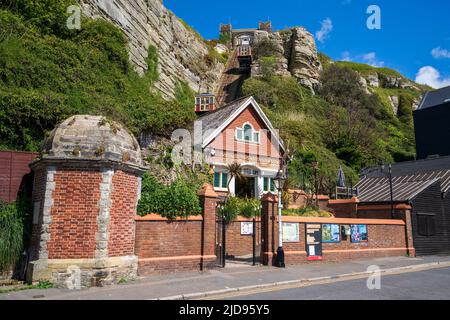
0,6,201,150
174,81,196,111
253,37,278,60
137,173,202,220
240,198,261,218
1,0,78,37
219,33,231,45
0,199,31,273
205,46,227,65
260,56,277,80
218,197,261,223
283,207,332,218
145,45,159,85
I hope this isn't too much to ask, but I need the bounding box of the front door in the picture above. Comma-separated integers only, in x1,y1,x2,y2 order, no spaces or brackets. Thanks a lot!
235,176,255,198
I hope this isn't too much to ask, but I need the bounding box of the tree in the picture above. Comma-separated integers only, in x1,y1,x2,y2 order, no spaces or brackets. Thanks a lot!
319,64,387,120
260,56,277,80
226,163,243,199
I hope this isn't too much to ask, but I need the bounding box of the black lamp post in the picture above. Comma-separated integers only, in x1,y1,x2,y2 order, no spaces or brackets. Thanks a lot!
382,163,395,219
274,169,287,268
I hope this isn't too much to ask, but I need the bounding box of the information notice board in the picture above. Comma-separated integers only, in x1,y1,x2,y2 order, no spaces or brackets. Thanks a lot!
306,224,323,261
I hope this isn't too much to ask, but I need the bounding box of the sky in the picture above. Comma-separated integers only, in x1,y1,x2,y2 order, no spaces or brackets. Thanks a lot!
165,0,450,88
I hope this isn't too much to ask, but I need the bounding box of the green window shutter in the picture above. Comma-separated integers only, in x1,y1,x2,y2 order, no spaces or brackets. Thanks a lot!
222,173,228,189
263,177,268,192
214,173,221,188
270,179,275,192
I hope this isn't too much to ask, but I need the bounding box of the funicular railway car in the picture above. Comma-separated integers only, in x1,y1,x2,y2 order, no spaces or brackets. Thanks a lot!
195,93,217,113
237,45,253,72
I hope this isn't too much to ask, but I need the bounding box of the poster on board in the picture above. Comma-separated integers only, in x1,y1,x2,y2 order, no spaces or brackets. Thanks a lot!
322,224,340,243
240,222,254,236
282,223,299,242
306,224,323,261
351,225,368,243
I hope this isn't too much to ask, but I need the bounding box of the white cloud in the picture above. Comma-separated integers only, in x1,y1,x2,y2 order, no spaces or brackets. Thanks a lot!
415,66,450,89
315,18,333,44
341,51,352,61
361,52,385,67
339,51,384,67
431,47,450,59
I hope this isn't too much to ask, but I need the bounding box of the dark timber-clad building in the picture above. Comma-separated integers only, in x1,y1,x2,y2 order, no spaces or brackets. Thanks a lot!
357,158,450,256
356,86,450,256
414,86,450,160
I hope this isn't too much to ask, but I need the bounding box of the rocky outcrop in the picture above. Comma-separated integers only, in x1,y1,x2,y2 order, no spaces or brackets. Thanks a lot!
358,76,370,94
360,72,420,91
79,0,224,99
388,96,400,115
287,28,322,92
250,32,291,78
251,27,322,93
367,74,380,87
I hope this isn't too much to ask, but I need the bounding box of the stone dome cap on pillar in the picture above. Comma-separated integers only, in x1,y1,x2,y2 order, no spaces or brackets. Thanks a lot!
38,115,145,170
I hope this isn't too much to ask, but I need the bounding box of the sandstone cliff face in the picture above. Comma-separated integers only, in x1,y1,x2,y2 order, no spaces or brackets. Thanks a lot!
287,28,322,91
251,27,322,93
80,0,224,99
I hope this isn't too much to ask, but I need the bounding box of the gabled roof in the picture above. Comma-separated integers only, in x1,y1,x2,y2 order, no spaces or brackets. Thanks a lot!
357,156,450,202
198,96,285,151
417,85,450,110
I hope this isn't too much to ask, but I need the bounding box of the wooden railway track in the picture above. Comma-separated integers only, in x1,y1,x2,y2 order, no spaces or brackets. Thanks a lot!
215,49,249,107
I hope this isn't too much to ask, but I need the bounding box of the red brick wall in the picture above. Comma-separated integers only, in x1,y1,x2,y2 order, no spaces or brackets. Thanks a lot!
135,186,218,275
271,222,408,265
357,210,393,219
48,168,102,259
262,196,409,265
327,199,359,218
135,217,217,275
29,167,47,261
135,219,203,259
288,222,406,264
223,218,261,257
108,170,138,257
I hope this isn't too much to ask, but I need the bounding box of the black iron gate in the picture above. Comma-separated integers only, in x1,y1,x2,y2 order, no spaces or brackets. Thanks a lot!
215,217,262,267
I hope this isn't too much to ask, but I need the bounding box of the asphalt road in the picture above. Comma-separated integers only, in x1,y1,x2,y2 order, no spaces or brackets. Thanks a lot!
227,267,450,300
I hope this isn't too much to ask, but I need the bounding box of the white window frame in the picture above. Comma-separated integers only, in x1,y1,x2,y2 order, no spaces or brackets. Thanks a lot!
235,122,260,144
263,177,276,193
213,171,229,191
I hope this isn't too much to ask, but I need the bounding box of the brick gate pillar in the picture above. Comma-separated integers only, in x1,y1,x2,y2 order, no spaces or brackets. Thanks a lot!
402,208,416,257
198,183,218,270
261,193,278,266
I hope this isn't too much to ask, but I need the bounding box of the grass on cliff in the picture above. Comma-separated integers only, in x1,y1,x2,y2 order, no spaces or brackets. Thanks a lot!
0,0,198,151
242,63,419,188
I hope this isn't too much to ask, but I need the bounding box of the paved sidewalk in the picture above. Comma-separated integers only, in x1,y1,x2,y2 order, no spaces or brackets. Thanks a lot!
1,255,449,300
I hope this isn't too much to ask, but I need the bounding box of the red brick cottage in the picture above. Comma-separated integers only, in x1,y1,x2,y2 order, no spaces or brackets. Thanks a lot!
197,96,285,199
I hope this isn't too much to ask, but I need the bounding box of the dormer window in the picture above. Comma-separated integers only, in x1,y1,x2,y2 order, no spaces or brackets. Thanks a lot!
236,123,260,144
